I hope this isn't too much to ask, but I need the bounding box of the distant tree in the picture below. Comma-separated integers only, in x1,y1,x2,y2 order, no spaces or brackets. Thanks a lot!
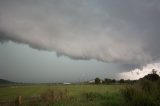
112,79,116,83
125,79,131,83
152,69,157,74
103,78,116,84
119,79,125,83
142,70,159,81
95,78,101,84
104,78,112,84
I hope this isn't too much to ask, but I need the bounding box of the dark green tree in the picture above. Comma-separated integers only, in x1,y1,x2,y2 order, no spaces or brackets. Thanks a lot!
142,69,159,81
95,78,101,84
119,79,125,83
104,78,112,84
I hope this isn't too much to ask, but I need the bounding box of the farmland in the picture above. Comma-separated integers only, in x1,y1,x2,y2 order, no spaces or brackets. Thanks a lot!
0,84,125,106
0,74,159,106
0,66,159,106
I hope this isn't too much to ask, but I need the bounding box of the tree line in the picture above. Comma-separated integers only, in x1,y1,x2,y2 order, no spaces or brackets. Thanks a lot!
94,69,159,84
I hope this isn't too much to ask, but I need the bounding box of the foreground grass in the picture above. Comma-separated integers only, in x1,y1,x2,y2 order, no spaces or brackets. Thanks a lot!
0,84,125,106
121,79,160,106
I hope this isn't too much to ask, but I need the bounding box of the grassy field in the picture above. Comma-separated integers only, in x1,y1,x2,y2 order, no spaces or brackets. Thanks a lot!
0,73,159,106
0,84,125,106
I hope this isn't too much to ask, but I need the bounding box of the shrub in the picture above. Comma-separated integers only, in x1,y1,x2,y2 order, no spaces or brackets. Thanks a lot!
121,86,136,101
40,88,68,105
138,80,153,94
121,79,160,106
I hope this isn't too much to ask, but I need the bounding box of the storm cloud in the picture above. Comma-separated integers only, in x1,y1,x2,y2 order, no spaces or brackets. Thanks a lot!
0,0,160,67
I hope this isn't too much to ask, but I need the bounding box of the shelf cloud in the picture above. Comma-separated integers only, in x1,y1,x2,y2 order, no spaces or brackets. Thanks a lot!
0,0,160,68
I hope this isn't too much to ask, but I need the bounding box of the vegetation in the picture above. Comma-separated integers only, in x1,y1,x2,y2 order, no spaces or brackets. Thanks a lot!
103,78,116,84
140,69,159,81
121,79,160,106
0,79,14,84
0,69,159,106
95,77,101,84
121,71,160,106
0,84,124,106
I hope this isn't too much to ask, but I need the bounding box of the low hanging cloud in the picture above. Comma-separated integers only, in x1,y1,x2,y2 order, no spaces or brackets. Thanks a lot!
0,0,160,67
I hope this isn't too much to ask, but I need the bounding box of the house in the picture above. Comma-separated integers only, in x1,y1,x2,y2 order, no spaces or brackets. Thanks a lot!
63,82,71,85
88,80,95,84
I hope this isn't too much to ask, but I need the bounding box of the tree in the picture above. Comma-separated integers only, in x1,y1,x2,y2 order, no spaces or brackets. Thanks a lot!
142,72,159,81
152,69,157,74
104,78,112,84
119,79,125,83
112,79,116,83
95,78,101,84
139,69,160,81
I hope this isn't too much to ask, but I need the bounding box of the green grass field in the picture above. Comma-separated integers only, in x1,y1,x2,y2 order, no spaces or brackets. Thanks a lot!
0,84,125,106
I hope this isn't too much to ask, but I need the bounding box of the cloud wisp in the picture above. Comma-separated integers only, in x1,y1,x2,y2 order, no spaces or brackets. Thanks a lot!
0,0,160,67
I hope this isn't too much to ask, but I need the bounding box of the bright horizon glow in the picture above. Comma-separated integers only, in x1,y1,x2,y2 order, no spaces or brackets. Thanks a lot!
118,63,160,80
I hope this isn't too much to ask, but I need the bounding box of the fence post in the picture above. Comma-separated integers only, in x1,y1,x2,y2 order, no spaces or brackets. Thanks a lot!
18,96,22,106
15,96,22,106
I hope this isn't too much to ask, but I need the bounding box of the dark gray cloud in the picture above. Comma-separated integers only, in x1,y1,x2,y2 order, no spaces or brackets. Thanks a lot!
0,0,160,67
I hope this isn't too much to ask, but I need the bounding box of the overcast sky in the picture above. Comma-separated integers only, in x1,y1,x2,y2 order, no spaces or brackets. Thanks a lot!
0,0,160,82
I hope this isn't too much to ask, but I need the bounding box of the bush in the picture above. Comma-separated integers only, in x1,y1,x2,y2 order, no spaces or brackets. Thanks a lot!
121,79,160,106
40,88,68,105
121,86,136,101
138,80,153,94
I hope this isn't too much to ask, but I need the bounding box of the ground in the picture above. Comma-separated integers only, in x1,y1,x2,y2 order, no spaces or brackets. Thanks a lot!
0,84,125,106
